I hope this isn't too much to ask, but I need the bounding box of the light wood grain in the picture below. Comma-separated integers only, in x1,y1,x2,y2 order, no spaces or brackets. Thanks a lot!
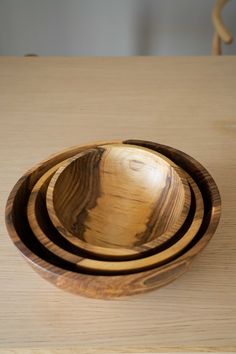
1,348,236,354
0,57,236,351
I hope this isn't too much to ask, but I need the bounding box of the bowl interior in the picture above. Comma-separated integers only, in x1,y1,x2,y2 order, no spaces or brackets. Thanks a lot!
48,144,188,249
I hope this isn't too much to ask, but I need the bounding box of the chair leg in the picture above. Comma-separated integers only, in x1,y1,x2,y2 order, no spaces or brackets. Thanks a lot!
212,32,221,55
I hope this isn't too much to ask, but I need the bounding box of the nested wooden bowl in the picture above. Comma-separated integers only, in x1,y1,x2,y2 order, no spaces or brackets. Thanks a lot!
27,163,202,273
46,144,191,259
5,140,221,298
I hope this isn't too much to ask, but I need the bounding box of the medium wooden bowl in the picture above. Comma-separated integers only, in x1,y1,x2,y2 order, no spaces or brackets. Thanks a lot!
46,144,191,258
28,159,190,263
27,164,202,273
5,140,221,298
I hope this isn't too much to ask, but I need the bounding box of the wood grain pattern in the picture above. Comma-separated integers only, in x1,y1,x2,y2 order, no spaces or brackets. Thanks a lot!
0,349,235,354
27,143,202,273
5,140,220,294
1,349,236,354
1,57,235,351
47,144,191,258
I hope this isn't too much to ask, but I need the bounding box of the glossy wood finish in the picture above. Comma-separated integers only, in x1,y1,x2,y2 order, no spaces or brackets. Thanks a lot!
5,140,221,297
47,144,191,258
27,150,202,273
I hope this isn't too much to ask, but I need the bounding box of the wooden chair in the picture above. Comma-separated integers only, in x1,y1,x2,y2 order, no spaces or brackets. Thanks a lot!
212,0,234,54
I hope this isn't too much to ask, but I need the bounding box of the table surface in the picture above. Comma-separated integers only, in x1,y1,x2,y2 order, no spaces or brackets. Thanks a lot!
0,57,236,353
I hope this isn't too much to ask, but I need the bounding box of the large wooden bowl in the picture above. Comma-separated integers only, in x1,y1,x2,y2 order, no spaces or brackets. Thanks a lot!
27,164,202,273
46,144,191,258
5,140,221,298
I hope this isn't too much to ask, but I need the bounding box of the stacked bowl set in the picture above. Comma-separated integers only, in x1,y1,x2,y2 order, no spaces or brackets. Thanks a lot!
5,139,221,299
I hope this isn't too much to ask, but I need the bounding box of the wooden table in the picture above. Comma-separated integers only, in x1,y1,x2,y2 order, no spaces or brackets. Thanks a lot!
0,57,235,353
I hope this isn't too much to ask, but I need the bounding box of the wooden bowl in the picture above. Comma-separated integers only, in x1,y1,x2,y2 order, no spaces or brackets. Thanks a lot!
5,140,221,298
27,164,202,273
46,144,191,258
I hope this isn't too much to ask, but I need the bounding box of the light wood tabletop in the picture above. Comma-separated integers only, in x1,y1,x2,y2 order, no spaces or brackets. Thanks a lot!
0,57,236,353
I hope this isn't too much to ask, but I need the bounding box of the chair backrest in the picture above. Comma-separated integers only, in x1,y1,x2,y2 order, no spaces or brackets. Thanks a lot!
212,0,233,55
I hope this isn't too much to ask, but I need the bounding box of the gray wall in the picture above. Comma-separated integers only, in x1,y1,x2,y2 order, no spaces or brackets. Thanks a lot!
0,0,235,56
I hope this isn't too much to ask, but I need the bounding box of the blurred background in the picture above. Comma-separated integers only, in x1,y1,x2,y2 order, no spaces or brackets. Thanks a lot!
0,0,235,56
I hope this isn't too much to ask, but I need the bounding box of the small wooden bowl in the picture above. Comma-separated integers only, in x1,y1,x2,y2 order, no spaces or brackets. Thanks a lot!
27,164,202,273
5,140,221,298
46,144,191,258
